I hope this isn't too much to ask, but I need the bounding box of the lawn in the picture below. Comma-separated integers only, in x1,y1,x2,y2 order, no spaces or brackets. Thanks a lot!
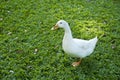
0,0,120,79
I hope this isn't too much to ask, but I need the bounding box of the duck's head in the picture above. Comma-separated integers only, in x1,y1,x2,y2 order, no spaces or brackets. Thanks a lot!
51,20,68,30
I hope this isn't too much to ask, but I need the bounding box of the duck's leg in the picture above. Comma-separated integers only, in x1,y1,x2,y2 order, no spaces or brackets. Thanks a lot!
72,58,82,67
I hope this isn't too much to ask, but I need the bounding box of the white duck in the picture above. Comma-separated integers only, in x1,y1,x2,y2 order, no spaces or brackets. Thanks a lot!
51,20,98,67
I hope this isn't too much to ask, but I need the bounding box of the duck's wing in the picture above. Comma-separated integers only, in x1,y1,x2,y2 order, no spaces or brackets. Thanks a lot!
73,37,98,49
73,38,90,49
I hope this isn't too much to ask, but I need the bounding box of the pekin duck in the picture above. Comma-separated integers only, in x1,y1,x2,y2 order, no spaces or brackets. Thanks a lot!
51,20,98,67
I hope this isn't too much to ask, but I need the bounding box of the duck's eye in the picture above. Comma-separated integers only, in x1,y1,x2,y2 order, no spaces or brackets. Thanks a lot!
60,22,62,24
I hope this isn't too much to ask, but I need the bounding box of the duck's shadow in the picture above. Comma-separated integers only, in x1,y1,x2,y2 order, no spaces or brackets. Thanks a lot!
70,57,99,75
57,53,99,74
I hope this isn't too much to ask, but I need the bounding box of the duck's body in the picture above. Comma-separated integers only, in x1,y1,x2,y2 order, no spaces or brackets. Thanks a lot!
63,37,98,58
51,20,98,67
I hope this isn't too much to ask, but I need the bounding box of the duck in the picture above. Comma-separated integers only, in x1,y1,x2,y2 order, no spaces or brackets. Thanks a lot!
51,20,98,67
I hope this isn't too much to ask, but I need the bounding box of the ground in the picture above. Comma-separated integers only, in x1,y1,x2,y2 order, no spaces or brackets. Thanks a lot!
0,0,120,79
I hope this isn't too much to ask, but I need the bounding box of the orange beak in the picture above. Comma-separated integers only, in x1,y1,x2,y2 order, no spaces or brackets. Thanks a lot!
51,24,59,30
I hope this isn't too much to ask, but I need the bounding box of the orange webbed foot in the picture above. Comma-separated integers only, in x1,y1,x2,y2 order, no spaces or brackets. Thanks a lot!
72,59,82,67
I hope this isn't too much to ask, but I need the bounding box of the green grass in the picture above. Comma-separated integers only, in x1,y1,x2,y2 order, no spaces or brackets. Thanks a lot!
0,0,120,79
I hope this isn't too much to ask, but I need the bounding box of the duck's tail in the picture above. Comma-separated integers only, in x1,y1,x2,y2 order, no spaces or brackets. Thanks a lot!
89,36,98,47
87,36,98,55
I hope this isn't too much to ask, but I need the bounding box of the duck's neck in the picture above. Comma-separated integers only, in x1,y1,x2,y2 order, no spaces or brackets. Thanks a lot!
63,25,73,40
